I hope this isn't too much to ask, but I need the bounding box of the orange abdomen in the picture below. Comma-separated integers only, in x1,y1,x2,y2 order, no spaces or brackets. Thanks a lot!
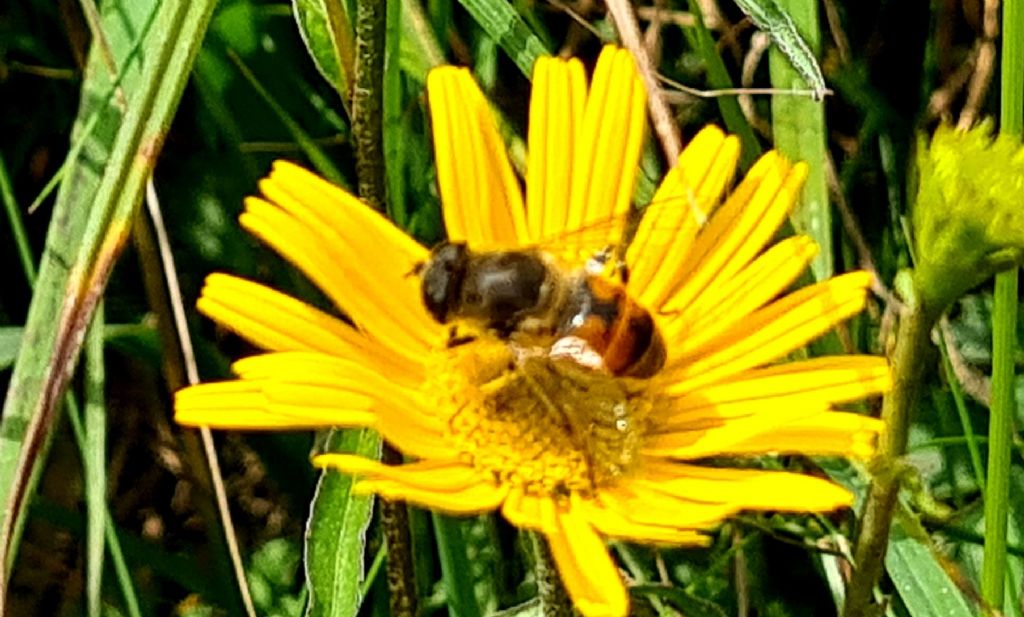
568,277,665,377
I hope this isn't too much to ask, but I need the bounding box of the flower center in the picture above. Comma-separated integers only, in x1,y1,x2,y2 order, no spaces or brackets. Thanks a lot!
422,337,654,495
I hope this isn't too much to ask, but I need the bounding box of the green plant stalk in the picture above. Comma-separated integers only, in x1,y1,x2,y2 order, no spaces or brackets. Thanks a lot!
843,299,942,616
0,154,35,282
684,0,761,169
984,0,1024,609
84,305,106,617
433,515,482,617
352,0,387,210
383,0,407,227
767,0,832,281
61,382,143,617
937,338,986,491
984,273,1016,608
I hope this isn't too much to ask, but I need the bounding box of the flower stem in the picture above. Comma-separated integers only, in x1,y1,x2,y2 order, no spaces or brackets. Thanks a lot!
982,273,1016,609
528,532,573,617
843,299,942,616
352,0,388,211
984,0,1024,610
380,445,418,616
351,2,416,613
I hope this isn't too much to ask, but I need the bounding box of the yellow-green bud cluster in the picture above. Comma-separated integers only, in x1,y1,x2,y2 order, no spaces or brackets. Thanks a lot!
912,121,1024,311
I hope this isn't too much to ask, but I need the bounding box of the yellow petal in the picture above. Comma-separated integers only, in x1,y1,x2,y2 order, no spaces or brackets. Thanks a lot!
501,486,559,534
654,355,891,428
241,195,441,362
574,494,711,546
565,46,646,242
313,454,487,491
261,162,440,339
666,271,873,390
662,235,819,340
701,412,883,459
427,67,528,248
644,407,881,460
657,153,807,315
628,125,740,304
196,274,422,384
344,476,509,515
547,508,628,617
599,484,736,530
174,379,377,429
526,56,587,242
640,463,855,512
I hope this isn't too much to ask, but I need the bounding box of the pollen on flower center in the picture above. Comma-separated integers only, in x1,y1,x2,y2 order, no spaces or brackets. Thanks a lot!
422,337,655,495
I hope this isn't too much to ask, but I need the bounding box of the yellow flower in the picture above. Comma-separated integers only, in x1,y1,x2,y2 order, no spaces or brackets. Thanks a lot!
176,46,888,617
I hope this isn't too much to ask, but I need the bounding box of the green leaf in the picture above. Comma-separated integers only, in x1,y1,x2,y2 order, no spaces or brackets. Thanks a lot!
767,0,831,280
886,520,976,617
734,0,827,97
456,0,549,77
292,0,354,99
305,429,381,617
0,328,22,370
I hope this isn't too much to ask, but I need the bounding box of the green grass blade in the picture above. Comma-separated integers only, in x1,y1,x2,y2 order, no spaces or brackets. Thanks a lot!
84,306,106,617
456,0,549,76
305,429,381,617
399,0,446,81
0,0,217,595
227,49,348,186
767,0,831,280
432,514,482,617
684,0,761,168
0,154,35,283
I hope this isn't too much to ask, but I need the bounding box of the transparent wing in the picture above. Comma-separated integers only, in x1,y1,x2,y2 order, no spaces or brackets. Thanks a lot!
521,192,705,276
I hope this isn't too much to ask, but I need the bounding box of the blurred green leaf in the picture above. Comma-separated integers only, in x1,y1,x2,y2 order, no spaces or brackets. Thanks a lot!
306,429,380,617
0,328,22,370
292,0,354,101
456,0,549,76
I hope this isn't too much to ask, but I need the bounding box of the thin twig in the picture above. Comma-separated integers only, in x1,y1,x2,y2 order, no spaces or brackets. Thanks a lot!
824,151,892,304
739,31,772,137
607,0,682,165
143,180,257,617
958,0,1000,129
635,6,697,28
927,51,977,120
939,318,992,405
821,0,851,64
657,73,831,99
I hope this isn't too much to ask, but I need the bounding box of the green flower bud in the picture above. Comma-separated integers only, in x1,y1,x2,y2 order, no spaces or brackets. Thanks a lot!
912,121,1024,312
